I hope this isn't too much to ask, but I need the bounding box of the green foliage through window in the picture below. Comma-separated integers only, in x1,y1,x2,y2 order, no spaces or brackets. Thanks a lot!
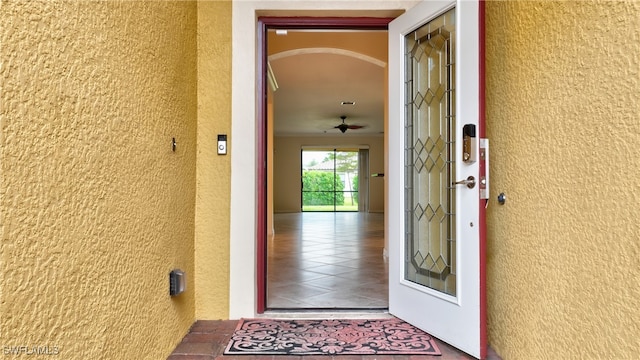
302,171,344,205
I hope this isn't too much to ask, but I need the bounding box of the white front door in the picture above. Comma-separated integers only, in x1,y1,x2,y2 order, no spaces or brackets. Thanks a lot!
388,0,485,358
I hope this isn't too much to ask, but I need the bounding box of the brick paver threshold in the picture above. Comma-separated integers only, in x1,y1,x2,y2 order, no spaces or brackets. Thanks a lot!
167,320,502,360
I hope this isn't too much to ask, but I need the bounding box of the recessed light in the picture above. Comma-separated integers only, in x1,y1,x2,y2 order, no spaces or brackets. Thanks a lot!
341,101,356,105
275,30,288,36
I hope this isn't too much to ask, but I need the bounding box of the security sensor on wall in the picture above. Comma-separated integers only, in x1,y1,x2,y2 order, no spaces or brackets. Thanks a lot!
169,269,186,296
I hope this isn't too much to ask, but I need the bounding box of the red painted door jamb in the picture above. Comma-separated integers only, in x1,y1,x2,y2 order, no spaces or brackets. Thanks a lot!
256,16,393,313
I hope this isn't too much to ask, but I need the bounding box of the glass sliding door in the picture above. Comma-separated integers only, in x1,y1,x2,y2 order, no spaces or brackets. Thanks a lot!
302,149,359,212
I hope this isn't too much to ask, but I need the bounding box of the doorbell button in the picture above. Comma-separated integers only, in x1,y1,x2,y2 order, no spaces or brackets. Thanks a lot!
217,134,227,155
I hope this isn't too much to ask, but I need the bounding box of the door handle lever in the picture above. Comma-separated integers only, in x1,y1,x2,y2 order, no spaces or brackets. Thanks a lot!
453,176,476,189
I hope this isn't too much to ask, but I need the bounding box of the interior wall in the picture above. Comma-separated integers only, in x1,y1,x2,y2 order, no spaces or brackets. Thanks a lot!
485,1,640,358
274,136,385,213
0,1,197,359
268,92,275,235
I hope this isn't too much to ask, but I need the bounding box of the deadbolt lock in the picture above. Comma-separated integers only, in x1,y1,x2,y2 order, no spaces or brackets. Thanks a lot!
453,176,476,189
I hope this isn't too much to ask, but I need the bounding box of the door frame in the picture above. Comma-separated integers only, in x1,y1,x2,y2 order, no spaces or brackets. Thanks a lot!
256,16,393,313
230,0,419,320
228,1,484,330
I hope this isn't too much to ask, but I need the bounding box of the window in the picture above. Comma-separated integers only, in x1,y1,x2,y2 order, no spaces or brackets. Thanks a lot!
301,149,359,212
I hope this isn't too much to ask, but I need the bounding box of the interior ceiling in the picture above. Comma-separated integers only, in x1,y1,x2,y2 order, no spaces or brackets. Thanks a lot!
268,29,388,137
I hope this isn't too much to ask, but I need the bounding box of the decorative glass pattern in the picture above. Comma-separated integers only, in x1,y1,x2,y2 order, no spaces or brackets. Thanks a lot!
404,8,456,296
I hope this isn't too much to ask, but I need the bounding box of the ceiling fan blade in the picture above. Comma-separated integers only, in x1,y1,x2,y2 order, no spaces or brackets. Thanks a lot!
347,125,364,129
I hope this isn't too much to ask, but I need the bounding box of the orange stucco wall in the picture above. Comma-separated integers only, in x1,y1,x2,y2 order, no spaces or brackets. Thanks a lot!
2,1,639,359
485,1,640,358
195,0,232,320
1,1,197,359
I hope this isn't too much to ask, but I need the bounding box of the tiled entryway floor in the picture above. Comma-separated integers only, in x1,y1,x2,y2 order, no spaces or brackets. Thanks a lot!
167,320,502,359
267,212,387,309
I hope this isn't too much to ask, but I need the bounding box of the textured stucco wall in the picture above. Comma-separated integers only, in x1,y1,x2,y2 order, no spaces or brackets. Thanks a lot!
485,1,640,358
195,0,232,319
0,1,197,359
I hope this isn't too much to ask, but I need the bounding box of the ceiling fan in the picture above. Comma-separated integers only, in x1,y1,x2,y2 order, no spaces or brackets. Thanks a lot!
334,116,364,133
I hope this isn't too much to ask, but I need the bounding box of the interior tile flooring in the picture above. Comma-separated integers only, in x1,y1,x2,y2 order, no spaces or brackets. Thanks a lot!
267,212,387,309
167,212,502,359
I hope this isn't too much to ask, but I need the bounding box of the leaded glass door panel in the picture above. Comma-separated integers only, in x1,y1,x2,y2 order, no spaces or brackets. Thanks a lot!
405,7,457,297
388,0,486,358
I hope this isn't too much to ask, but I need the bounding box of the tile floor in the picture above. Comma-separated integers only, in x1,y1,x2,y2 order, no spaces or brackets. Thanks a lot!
267,212,387,309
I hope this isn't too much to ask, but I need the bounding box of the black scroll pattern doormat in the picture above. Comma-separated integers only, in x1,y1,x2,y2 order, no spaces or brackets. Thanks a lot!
224,318,441,355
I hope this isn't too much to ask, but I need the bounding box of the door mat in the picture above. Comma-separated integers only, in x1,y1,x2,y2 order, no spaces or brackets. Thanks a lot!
224,318,441,355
